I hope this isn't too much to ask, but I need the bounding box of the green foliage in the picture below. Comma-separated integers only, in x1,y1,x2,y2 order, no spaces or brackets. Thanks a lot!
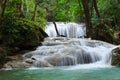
0,14,48,48
92,0,120,26
35,7,47,28
39,0,83,22
55,0,84,22
102,24,115,37
98,0,120,20
4,0,47,28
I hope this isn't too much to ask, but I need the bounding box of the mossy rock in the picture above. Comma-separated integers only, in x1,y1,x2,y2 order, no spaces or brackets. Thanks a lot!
112,47,120,67
0,16,48,51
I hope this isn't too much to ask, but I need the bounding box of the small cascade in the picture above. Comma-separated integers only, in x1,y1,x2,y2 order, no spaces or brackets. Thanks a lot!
23,37,115,67
45,22,86,38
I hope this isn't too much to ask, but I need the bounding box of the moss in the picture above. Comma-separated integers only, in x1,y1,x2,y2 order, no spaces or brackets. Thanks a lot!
0,15,48,55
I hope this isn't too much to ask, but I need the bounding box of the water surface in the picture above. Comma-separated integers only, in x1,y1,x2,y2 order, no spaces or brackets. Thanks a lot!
0,66,120,80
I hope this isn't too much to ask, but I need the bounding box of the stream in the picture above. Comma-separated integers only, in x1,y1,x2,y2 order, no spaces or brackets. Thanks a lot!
0,67,120,80
0,22,120,80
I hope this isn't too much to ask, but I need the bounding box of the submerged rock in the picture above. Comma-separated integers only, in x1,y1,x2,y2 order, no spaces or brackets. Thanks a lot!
112,46,120,66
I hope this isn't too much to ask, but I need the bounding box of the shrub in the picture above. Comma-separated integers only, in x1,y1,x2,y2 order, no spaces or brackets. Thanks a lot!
0,15,48,49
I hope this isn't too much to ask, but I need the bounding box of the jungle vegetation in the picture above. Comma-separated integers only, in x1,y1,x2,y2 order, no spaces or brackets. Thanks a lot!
0,0,120,54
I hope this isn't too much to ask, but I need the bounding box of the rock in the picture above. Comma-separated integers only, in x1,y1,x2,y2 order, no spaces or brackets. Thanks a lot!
23,51,34,58
32,59,53,67
45,54,63,66
6,54,23,61
0,47,6,68
45,54,75,66
3,61,31,68
3,54,32,68
25,58,35,64
114,31,120,44
112,47,120,66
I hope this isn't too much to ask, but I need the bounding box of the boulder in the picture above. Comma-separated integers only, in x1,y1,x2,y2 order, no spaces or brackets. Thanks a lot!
3,54,32,68
112,47,120,66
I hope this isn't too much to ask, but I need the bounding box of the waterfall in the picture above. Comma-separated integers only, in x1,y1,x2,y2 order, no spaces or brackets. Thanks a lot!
22,22,116,68
45,22,86,38
23,37,115,68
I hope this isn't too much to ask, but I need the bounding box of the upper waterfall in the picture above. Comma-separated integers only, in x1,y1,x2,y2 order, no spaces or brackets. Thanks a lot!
45,22,86,38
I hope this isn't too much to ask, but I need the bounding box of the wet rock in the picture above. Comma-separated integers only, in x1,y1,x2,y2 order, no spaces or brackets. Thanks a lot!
25,58,35,64
45,54,63,66
23,51,34,58
33,59,53,67
112,46,120,66
45,54,78,66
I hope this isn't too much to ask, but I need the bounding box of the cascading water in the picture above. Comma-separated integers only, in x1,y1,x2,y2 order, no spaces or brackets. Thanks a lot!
45,22,86,38
23,37,115,68
22,22,116,68
1,23,120,80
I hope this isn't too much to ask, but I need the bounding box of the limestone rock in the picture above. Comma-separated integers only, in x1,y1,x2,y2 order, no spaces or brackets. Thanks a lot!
3,61,32,68
112,47,120,66
33,59,53,67
25,58,35,64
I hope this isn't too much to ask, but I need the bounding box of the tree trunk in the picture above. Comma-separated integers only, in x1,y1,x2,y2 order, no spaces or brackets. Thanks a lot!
20,0,25,18
0,0,2,7
31,0,38,21
92,0,101,39
92,0,100,18
1,0,7,17
81,0,92,37
53,19,59,36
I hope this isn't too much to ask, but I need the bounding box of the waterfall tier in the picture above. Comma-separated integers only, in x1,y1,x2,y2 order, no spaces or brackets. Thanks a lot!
45,22,86,38
23,37,115,67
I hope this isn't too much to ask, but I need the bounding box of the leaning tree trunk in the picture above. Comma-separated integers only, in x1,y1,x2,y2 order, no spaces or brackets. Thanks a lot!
53,17,60,36
81,0,92,37
1,0,7,17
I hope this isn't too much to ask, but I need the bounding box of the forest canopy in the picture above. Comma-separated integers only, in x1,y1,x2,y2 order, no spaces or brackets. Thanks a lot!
0,0,120,45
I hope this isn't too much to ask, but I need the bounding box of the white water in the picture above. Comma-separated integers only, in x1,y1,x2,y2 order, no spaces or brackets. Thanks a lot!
23,22,117,69
45,22,86,38
24,37,116,69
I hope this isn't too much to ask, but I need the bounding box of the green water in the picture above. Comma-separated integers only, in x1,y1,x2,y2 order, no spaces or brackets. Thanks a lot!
0,67,120,80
